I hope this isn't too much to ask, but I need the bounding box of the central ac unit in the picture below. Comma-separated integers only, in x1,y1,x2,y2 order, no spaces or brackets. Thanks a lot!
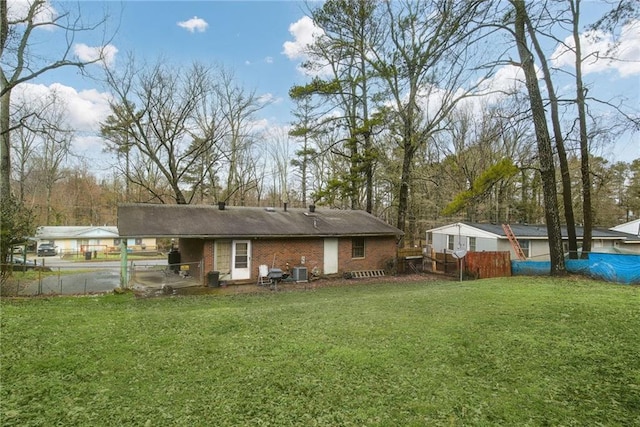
291,266,308,282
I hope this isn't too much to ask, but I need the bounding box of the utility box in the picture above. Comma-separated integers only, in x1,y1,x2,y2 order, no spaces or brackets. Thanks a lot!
207,271,220,287
291,266,308,282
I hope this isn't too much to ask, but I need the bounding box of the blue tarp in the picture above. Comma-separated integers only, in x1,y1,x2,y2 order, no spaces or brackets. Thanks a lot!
511,260,551,276
512,253,640,284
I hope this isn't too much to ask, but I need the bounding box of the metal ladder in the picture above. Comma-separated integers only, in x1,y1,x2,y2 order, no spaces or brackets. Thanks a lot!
502,224,526,260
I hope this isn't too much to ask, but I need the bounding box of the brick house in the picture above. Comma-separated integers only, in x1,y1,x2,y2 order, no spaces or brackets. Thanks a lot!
117,203,403,284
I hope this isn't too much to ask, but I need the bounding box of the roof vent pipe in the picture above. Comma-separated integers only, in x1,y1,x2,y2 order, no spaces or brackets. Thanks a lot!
309,204,315,213
218,202,225,211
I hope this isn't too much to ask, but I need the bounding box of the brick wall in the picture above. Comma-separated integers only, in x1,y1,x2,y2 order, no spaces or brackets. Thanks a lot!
177,238,204,278
178,235,398,284
203,240,214,273
252,236,398,278
252,238,324,275
338,236,398,272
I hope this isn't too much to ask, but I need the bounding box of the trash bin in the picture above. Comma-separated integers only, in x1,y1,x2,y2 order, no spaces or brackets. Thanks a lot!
85,251,92,260
207,271,220,287
168,250,180,272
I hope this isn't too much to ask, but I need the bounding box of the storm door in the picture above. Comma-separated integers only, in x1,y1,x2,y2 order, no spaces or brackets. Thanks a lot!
231,240,251,280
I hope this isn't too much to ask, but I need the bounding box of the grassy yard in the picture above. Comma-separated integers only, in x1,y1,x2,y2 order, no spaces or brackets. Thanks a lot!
1,276,639,426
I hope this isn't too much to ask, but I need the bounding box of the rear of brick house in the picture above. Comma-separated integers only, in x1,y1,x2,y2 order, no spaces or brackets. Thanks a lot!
118,203,403,285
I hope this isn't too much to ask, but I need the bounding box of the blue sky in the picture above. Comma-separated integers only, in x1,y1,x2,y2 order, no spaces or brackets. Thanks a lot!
12,0,640,165
28,1,313,132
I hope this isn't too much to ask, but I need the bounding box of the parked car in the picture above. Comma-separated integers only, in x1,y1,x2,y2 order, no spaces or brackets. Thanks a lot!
37,243,57,257
4,256,36,270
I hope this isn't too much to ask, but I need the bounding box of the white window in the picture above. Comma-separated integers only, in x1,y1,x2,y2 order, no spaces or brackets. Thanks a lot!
519,239,530,258
447,235,455,251
352,237,365,258
468,237,476,252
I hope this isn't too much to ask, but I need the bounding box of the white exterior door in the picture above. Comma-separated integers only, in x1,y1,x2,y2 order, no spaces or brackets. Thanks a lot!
231,240,251,280
324,238,339,275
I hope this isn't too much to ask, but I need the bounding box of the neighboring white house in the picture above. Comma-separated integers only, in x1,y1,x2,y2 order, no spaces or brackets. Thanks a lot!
35,226,157,255
610,219,640,254
426,222,636,260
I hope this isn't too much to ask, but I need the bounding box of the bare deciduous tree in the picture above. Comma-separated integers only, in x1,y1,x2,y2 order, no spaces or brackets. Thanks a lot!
216,67,267,205
1,0,112,197
1,0,112,271
370,0,490,243
103,59,222,204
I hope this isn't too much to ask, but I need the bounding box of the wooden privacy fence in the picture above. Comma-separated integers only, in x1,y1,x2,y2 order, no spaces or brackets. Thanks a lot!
397,248,425,274
464,251,511,279
422,248,512,279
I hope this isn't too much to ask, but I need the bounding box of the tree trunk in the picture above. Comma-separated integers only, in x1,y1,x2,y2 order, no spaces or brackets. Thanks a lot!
0,89,11,200
570,0,592,259
513,0,566,275
396,126,415,243
360,52,374,214
526,15,579,259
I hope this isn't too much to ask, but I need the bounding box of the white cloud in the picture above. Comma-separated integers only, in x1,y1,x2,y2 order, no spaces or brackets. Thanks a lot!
473,64,529,106
73,43,118,68
265,56,274,64
282,17,339,78
177,16,209,33
12,82,113,160
282,16,324,60
551,19,640,77
7,0,57,27
72,135,107,156
258,92,283,106
51,84,112,132
13,82,112,133
247,118,271,135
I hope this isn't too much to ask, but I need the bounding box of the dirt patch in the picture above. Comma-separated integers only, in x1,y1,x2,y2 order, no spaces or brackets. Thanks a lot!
139,272,454,298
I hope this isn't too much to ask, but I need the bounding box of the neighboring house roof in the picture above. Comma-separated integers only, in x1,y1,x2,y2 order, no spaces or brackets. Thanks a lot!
35,226,119,240
427,222,632,241
117,204,403,238
610,219,640,243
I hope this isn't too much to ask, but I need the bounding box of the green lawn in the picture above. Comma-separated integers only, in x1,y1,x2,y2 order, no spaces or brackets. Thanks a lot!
1,277,639,426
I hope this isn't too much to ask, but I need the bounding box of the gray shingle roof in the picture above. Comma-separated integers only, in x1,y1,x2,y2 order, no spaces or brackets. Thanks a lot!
464,222,632,240
117,204,403,238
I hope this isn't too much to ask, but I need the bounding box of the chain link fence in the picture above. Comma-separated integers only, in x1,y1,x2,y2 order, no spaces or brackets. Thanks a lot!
1,265,124,297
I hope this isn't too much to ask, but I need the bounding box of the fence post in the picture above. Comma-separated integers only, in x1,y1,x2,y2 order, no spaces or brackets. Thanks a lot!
431,248,436,272
120,240,128,288
443,251,447,274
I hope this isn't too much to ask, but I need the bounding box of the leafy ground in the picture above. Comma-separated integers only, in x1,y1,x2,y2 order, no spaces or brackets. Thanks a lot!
1,276,639,426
